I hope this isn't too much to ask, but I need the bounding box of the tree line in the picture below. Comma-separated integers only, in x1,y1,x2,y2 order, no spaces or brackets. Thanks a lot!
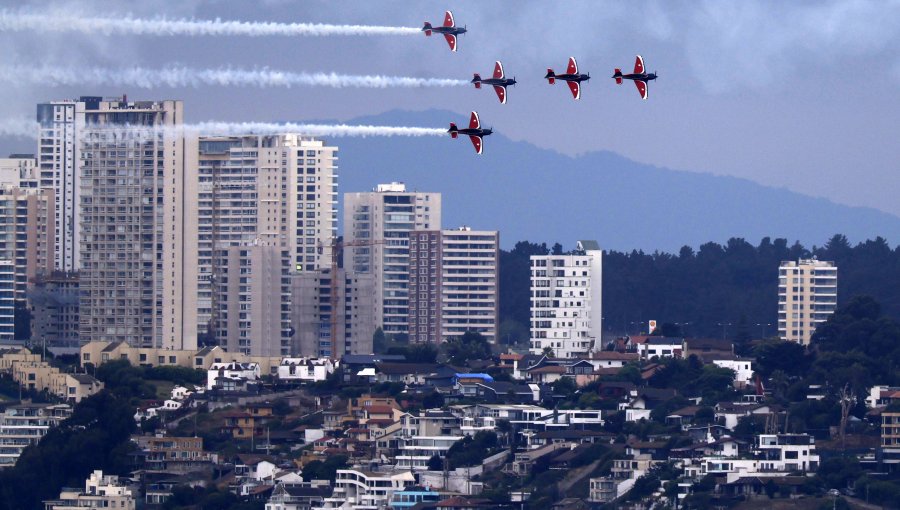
500,234,900,342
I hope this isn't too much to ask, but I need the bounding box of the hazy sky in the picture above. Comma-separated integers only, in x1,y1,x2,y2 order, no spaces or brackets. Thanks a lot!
1,0,898,217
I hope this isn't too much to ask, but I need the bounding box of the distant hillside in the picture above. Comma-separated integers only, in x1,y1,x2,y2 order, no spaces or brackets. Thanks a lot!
324,109,900,251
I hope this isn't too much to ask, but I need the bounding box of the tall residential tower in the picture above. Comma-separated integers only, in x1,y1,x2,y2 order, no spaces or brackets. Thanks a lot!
778,258,837,345
343,183,441,338
529,240,603,358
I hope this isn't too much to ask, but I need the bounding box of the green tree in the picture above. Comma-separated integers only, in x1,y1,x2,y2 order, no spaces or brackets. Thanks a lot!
444,331,492,366
372,327,387,353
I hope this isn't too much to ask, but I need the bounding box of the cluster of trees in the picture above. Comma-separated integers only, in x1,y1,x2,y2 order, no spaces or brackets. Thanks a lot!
93,359,205,402
0,392,136,510
376,330,493,367
162,485,263,510
500,235,900,341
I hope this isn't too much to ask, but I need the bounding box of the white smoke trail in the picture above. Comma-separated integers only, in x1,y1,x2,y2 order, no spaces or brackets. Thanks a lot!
0,65,468,89
0,118,447,139
0,11,421,37
0,118,39,138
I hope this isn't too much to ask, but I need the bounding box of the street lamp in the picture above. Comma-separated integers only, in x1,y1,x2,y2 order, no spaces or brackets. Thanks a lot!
717,322,732,341
827,489,840,510
755,323,772,339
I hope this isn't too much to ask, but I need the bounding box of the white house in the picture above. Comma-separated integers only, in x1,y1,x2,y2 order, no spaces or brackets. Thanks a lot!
637,337,683,360
320,469,415,509
277,357,336,383
207,362,261,390
712,357,755,388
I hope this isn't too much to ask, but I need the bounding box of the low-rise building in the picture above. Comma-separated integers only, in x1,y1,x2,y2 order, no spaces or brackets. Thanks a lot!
277,357,336,384
712,357,755,388
43,470,135,510
0,402,71,468
320,469,415,509
207,361,261,390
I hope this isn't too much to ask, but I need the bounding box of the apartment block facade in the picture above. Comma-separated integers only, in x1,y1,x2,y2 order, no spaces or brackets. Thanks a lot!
344,183,441,337
778,258,837,345
529,240,603,358
407,227,499,344
0,154,38,189
77,98,198,350
196,135,337,348
292,268,375,358
0,186,54,303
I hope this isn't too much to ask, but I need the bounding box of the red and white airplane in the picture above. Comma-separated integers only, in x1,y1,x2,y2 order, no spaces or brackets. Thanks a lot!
471,61,517,104
422,11,466,52
612,55,657,100
448,111,492,155
545,57,591,100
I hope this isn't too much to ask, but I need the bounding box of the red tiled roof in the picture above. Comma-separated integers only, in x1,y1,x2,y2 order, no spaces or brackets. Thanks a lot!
365,405,395,415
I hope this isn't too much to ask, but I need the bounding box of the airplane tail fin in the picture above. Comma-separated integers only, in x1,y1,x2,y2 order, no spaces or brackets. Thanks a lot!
422,22,432,36
448,123,458,138
613,68,623,84
472,74,481,88
545,69,555,84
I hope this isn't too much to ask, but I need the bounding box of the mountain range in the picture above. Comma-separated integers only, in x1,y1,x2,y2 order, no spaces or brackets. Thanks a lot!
323,109,900,252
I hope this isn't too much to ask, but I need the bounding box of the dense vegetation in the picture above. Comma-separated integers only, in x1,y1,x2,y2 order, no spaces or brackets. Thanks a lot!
0,392,136,510
500,235,900,343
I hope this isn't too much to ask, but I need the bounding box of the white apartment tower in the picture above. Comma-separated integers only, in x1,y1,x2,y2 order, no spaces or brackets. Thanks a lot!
196,135,336,354
37,98,88,271
343,183,441,337
78,98,198,350
778,258,837,345
408,228,499,344
529,240,603,359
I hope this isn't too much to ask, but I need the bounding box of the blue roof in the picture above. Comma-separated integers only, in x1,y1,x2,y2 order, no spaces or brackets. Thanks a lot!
454,373,494,382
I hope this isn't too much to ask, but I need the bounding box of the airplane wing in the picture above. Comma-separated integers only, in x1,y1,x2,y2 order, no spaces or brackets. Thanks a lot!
469,111,481,129
493,85,507,104
634,80,648,100
567,57,578,75
634,55,645,74
567,80,581,100
493,61,504,79
444,11,455,27
469,135,484,154
444,33,457,52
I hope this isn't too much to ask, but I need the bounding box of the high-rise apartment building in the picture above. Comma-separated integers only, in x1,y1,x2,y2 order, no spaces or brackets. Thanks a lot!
292,268,376,357
216,244,290,357
529,240,603,359
0,186,54,302
0,154,38,189
196,135,337,354
344,183,441,337
408,227,499,344
778,258,837,345
29,272,80,350
37,99,89,271
78,98,198,350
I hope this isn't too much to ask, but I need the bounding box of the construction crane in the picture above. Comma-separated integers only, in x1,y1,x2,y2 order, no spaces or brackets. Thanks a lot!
320,237,384,358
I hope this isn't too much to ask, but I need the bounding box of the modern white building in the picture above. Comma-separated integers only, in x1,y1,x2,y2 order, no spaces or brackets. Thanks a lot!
207,361,261,390
77,97,198,350
343,183,441,338
778,258,837,345
276,357,336,383
0,402,72,468
529,240,603,358
712,357,755,389
291,268,375,358
320,469,415,509
0,154,38,189
408,227,499,344
43,470,135,510
37,98,85,271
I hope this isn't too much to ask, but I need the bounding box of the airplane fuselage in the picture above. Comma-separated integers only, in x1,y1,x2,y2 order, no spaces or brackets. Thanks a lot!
553,73,590,83
426,26,467,36
456,127,492,137
620,73,657,82
473,77,516,87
